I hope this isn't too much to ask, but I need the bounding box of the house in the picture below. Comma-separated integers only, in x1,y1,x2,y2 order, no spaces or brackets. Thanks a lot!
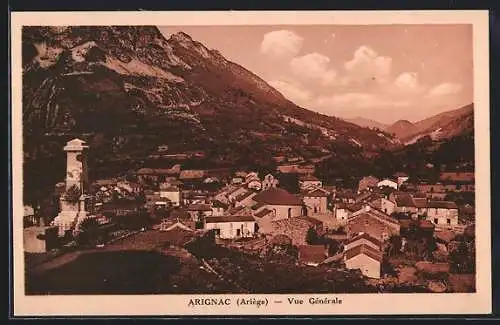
211,200,228,216
425,200,459,228
334,203,350,222
186,203,213,221
252,187,304,220
234,190,258,208
262,217,323,245
179,170,205,181
439,171,474,183
100,200,141,217
302,187,330,216
357,176,380,193
393,172,409,187
204,215,257,239
298,245,328,266
346,206,400,242
158,184,181,207
245,172,259,183
369,196,396,215
391,194,417,215
246,178,262,191
158,219,195,233
262,173,279,190
344,232,382,253
399,219,435,238
231,177,244,184
344,243,383,279
23,205,36,227
298,174,322,190
377,178,398,190
227,186,248,202
336,189,356,204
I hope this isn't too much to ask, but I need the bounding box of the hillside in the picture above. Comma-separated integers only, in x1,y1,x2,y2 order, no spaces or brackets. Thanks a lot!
346,117,388,131
386,104,474,143
22,26,396,204
386,120,417,140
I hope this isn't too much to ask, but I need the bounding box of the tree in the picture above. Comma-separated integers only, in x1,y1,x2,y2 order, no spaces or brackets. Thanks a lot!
385,235,403,257
305,227,319,245
76,217,102,248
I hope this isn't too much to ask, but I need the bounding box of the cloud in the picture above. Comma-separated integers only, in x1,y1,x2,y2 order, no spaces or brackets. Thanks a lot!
290,52,337,86
308,92,410,115
268,79,312,105
260,30,304,58
393,72,424,94
344,46,392,84
427,82,463,96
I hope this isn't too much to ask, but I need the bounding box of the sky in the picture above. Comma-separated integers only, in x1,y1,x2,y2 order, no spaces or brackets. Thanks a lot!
160,25,473,124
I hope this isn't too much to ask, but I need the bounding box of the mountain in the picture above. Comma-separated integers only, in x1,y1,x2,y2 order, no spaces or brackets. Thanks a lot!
345,117,388,131
386,104,474,143
21,26,396,203
386,120,417,140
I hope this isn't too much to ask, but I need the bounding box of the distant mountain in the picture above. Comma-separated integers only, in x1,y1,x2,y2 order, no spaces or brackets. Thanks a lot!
386,104,474,143
346,117,388,131
402,104,474,144
21,26,396,203
386,120,417,140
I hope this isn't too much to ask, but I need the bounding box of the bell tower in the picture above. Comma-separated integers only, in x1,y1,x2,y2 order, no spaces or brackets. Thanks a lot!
52,138,90,236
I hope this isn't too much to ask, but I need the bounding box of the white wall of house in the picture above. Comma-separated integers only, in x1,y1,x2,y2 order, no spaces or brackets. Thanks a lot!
377,179,398,189
159,190,181,206
345,254,381,279
335,208,349,221
426,208,459,225
267,204,303,220
378,198,396,215
247,180,262,191
262,175,278,190
211,207,225,216
205,221,256,239
396,176,409,187
304,196,328,215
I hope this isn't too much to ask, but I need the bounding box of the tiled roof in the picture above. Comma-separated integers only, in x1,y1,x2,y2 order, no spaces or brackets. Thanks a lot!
186,203,212,211
254,208,273,218
427,200,458,209
253,188,303,206
344,232,382,249
344,244,382,262
205,215,255,223
251,202,266,210
235,190,256,202
299,174,320,182
179,170,205,180
303,188,330,197
211,200,228,208
395,195,415,207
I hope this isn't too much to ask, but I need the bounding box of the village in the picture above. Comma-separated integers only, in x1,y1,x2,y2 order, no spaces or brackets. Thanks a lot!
23,138,476,294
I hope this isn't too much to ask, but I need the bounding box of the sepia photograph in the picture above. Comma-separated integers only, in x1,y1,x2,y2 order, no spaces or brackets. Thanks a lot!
11,10,491,316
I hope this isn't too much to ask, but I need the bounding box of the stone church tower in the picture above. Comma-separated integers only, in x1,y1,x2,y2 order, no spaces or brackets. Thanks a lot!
52,138,91,236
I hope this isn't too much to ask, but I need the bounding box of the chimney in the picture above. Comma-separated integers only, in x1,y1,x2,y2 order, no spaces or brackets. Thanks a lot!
364,205,371,212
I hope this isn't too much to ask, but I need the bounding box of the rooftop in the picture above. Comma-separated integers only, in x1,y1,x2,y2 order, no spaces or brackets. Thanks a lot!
344,244,382,262
253,188,303,206
205,215,255,223
344,232,382,249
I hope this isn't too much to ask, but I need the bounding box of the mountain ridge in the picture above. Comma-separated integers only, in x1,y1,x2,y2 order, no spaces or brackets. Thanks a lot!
21,26,397,203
